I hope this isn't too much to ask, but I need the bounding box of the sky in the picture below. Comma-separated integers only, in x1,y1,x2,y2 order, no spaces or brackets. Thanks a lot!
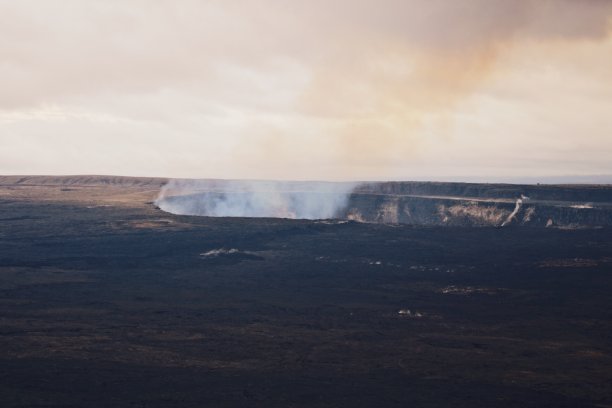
1,0,612,182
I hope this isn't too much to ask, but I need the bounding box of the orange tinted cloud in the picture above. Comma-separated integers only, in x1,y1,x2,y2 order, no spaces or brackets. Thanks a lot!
0,0,611,180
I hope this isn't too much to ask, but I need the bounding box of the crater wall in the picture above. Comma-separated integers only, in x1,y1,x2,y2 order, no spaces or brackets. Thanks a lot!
157,180,612,228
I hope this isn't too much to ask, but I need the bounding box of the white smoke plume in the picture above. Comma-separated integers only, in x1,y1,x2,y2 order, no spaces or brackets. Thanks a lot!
155,179,358,220
501,197,524,227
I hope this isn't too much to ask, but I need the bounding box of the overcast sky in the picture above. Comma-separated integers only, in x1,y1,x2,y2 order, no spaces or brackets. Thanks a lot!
1,0,611,181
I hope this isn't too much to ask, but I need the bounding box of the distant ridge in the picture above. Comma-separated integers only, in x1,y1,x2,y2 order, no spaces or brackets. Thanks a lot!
2,175,612,202
0,175,168,187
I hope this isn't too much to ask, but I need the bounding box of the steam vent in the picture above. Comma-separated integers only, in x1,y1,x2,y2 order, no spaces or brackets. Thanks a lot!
156,180,612,228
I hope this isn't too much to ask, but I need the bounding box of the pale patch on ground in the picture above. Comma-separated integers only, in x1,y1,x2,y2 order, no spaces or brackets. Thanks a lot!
571,204,594,209
397,309,424,318
439,285,507,295
315,220,349,225
199,248,265,260
200,248,241,257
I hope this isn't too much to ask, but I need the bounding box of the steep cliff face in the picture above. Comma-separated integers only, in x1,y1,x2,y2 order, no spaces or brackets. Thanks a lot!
343,195,517,226
341,182,612,227
341,194,612,227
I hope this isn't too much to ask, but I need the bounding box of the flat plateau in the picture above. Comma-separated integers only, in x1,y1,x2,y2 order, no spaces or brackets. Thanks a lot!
1,176,612,407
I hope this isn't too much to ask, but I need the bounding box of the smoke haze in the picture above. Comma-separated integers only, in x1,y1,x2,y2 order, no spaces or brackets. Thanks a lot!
156,179,357,220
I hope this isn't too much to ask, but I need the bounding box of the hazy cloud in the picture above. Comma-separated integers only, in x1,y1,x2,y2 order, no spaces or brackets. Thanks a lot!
0,0,611,180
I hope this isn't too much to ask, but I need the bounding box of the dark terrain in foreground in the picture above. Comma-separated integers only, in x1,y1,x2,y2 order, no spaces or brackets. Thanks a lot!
1,177,612,407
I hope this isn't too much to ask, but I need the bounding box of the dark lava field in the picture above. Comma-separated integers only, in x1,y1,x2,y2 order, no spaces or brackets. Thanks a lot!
1,177,612,407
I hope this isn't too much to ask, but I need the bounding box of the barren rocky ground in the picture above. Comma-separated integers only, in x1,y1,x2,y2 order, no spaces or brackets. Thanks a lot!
1,176,612,407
